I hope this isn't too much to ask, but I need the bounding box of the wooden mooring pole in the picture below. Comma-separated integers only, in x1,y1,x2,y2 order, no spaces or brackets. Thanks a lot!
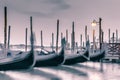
113,32,115,43
61,32,63,40
85,25,87,43
56,19,59,53
71,22,75,51
40,30,43,48
99,18,102,49
116,29,118,43
30,16,34,51
66,29,68,49
4,6,7,50
108,29,110,43
80,34,82,47
25,28,28,52
8,25,11,49
52,33,54,51
66,29,68,44
101,29,104,43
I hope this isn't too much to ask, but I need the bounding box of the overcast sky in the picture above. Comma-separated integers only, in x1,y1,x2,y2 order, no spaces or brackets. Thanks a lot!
0,0,120,46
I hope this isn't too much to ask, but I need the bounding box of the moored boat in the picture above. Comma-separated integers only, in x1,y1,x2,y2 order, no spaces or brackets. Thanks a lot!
63,49,89,65
34,38,65,67
89,49,105,61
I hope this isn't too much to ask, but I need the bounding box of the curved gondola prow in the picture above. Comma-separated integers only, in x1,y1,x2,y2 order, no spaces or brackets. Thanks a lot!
61,37,66,52
86,40,90,60
59,37,66,64
89,43,105,62
29,16,35,69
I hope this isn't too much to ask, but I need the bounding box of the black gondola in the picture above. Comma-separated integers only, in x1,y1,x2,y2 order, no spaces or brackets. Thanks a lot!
89,49,105,61
0,23,35,71
35,47,64,67
63,49,89,65
0,49,35,71
63,40,90,65
34,38,65,67
0,13,35,71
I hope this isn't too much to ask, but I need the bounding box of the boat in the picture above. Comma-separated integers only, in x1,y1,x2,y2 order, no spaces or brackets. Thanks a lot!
0,49,34,71
35,48,64,67
63,40,89,65
88,39,105,61
34,38,65,67
89,49,105,61
63,49,89,65
0,15,35,71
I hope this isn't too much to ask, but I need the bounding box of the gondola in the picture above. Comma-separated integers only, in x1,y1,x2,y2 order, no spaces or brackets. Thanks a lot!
0,24,35,71
0,13,35,70
63,40,89,65
89,49,105,61
34,48,64,67
0,30,35,71
63,49,89,65
34,38,65,67
0,49,35,71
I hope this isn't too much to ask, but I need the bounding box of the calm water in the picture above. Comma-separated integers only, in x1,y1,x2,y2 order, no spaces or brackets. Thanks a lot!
0,62,120,80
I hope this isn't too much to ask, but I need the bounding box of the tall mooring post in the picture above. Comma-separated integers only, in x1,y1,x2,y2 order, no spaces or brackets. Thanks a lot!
99,18,102,49
52,33,54,51
116,29,118,43
80,34,82,47
4,6,7,50
25,28,28,52
30,16,34,51
85,25,87,43
71,22,75,51
7,25,11,49
40,30,43,48
108,29,110,43
56,19,59,53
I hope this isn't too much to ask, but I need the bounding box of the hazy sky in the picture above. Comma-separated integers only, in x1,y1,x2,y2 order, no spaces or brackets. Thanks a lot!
0,0,120,46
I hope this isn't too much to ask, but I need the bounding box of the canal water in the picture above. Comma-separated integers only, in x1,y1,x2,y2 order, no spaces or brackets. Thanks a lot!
0,62,119,80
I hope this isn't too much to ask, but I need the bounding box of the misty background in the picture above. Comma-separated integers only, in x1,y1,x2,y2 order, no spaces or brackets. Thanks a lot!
0,0,120,46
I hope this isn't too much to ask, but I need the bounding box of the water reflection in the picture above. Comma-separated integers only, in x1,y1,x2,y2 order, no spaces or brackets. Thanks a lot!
4,69,61,80
0,72,13,80
0,62,119,80
38,66,88,80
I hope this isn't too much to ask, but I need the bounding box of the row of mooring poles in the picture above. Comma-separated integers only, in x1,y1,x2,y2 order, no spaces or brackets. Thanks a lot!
80,34,86,48
80,25,88,49
108,28,119,43
38,20,59,52
4,6,12,54
4,6,30,52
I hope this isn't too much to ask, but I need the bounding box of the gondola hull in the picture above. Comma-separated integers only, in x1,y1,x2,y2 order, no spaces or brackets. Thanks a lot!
0,50,34,71
64,50,89,65
90,50,105,61
35,48,64,67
